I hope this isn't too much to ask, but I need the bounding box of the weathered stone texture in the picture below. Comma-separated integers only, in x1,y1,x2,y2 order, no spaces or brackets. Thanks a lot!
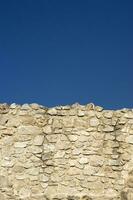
0,103,133,199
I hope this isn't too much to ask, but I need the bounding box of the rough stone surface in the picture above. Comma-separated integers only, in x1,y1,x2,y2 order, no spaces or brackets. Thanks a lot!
0,103,133,199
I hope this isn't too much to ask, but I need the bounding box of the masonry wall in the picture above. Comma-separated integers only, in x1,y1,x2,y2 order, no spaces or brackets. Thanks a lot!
0,103,133,200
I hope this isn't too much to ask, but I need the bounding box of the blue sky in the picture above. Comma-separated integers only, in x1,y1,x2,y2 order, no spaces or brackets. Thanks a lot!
0,0,132,109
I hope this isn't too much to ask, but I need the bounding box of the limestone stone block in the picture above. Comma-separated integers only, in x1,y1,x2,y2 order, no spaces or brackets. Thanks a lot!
127,176,133,188
124,112,133,118
89,117,99,127
43,125,52,134
0,175,9,188
43,143,55,152
55,140,70,150
28,167,40,176
1,159,14,168
30,146,43,154
47,108,57,115
68,135,78,142
10,103,17,109
78,157,88,164
54,151,65,158
83,165,98,175
77,110,85,117
19,187,31,199
13,165,25,173
21,104,31,110
103,111,113,118
39,174,49,182
14,142,27,148
17,125,42,135
72,148,81,155
103,125,114,132
52,119,62,128
46,134,58,143
67,167,81,175
89,155,104,167
126,135,133,144
33,135,44,145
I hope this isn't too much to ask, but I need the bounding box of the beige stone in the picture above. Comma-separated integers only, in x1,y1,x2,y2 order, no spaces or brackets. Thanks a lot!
78,110,85,117
17,125,42,135
103,111,113,118
67,167,81,175
90,155,104,166
39,174,49,182
103,125,114,132
0,103,133,200
43,125,52,134
54,150,65,158
33,135,44,145
19,187,31,199
126,135,133,144
68,135,78,141
83,165,98,175
89,117,99,126
30,146,43,154
14,142,27,148
78,157,88,164
47,108,57,115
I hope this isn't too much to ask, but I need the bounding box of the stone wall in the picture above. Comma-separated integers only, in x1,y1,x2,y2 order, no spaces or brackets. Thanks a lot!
0,103,133,200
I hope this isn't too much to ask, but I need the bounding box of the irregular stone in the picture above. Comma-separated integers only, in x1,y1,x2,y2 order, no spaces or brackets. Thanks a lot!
30,103,41,109
10,103,17,109
15,174,26,180
77,110,85,117
90,156,104,167
47,108,57,115
39,174,49,182
17,125,42,135
78,157,88,164
68,135,78,142
43,143,55,152
21,104,31,110
14,142,27,148
103,125,114,132
126,135,133,144
83,165,98,175
72,148,81,155
127,177,133,188
28,167,40,176
78,135,88,142
46,134,58,143
0,175,9,187
55,140,70,150
103,111,113,118
95,106,103,111
33,135,44,145
43,125,52,134
13,165,25,173
30,146,43,154
67,167,81,175
0,103,9,114
6,117,21,127
54,151,65,158
1,159,14,167
69,159,76,166
124,112,133,119
89,117,99,127
52,119,62,128
19,187,31,199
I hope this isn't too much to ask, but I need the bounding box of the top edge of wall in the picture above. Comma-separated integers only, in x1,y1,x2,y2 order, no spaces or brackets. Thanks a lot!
0,102,132,112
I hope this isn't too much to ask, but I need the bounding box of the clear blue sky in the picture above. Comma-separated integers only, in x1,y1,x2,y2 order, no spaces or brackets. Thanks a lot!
0,0,132,109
